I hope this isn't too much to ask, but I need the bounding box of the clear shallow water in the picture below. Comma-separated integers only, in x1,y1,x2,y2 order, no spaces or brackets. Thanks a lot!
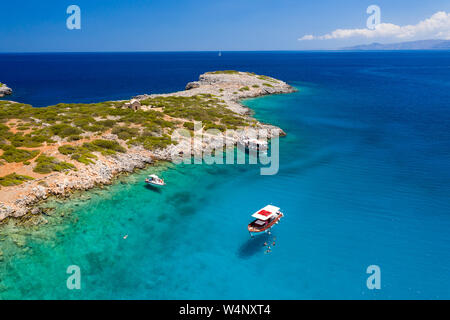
0,52,449,299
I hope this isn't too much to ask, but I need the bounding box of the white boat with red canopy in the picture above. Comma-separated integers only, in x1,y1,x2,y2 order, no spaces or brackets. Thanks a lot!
248,205,283,236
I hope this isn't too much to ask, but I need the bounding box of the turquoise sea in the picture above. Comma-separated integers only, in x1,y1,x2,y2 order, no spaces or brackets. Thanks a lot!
0,52,449,299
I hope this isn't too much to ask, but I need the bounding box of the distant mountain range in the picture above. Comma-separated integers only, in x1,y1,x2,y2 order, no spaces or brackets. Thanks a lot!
341,39,450,51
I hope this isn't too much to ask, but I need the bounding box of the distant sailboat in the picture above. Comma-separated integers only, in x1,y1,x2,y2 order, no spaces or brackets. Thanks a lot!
218,51,222,57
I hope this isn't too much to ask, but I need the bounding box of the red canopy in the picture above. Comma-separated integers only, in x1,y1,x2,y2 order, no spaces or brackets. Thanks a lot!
257,210,273,217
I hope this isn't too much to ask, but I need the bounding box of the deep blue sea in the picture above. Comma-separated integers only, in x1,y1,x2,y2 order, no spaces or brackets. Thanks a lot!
0,52,449,299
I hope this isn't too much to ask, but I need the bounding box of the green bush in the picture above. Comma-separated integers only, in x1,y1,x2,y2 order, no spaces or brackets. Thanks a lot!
91,139,126,153
82,124,106,133
73,118,92,127
0,173,34,187
0,146,39,163
58,145,97,165
112,126,139,140
98,119,116,128
8,131,51,148
183,122,195,130
58,139,125,164
17,125,31,131
204,123,226,132
0,124,13,140
219,115,247,128
129,135,173,151
58,145,78,155
67,135,82,141
33,154,75,174
49,124,83,138
71,152,97,165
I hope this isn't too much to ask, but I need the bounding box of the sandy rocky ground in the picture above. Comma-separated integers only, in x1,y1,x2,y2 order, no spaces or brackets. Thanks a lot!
0,72,295,221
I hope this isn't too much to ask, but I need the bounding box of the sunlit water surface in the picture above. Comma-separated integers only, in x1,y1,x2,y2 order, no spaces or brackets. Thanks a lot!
0,52,449,299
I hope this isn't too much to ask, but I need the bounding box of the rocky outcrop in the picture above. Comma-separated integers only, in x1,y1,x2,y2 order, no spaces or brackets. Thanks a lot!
185,81,200,90
0,83,12,97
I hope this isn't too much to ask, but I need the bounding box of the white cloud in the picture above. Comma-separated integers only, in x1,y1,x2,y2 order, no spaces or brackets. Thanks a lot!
299,34,315,41
299,11,450,41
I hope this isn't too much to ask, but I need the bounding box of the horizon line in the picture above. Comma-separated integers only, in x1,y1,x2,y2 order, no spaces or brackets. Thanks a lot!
1,49,450,54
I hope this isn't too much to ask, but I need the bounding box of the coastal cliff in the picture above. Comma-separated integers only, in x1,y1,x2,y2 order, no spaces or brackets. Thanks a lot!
0,71,295,222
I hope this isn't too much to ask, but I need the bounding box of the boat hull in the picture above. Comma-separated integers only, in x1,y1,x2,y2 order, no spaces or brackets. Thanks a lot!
248,213,283,233
145,179,165,186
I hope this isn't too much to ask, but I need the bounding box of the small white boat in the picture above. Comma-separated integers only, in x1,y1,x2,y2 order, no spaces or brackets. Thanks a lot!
145,174,165,186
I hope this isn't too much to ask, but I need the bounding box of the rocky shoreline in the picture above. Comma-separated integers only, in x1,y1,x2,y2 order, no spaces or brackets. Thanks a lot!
0,71,295,222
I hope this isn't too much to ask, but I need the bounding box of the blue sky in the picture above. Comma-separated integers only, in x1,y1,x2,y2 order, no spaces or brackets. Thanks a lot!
1,0,449,52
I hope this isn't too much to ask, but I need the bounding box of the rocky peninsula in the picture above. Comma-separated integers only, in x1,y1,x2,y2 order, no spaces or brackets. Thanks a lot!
0,71,295,222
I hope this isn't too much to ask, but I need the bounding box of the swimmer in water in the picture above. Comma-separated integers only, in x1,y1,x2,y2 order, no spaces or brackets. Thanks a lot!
123,235,128,239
